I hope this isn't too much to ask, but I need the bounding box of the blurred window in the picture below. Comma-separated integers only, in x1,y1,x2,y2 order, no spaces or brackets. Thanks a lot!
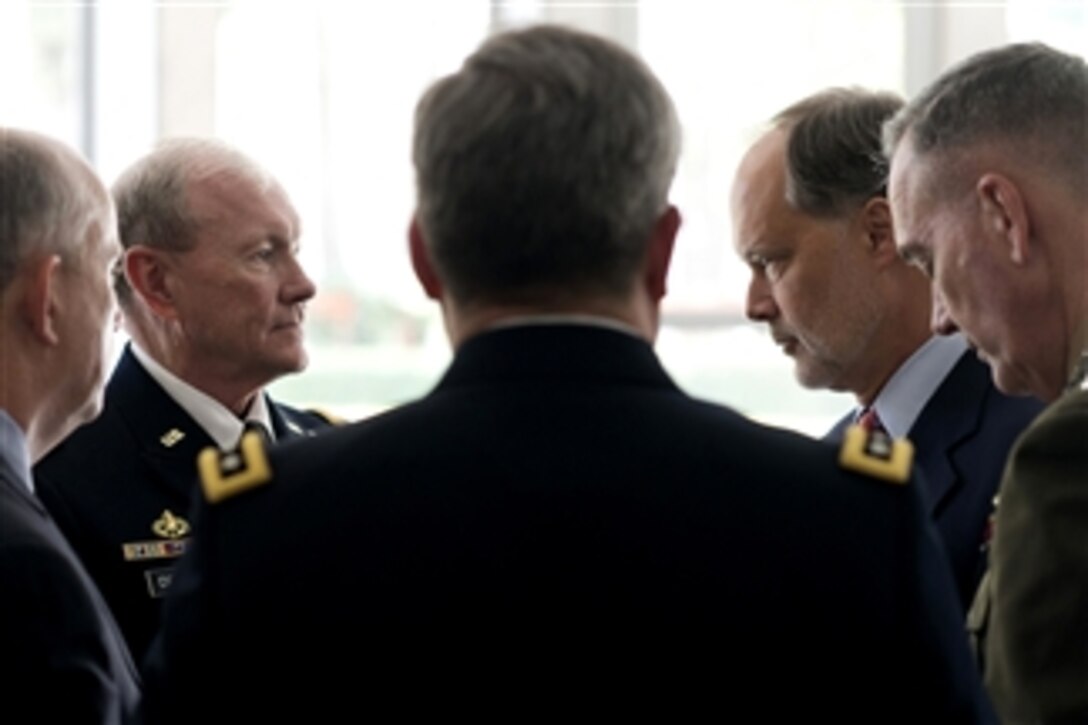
9,0,1082,435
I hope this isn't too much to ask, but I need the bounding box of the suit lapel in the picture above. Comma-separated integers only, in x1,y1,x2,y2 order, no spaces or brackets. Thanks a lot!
908,352,987,516
0,456,48,516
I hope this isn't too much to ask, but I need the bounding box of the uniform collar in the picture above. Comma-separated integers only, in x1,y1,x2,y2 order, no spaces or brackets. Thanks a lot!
438,323,676,393
130,343,275,451
485,314,644,340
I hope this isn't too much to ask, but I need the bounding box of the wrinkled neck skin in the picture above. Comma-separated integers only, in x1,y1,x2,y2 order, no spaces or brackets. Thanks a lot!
124,307,259,416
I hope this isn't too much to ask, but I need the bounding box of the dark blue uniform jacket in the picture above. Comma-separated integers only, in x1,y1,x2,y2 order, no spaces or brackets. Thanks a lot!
143,325,993,722
34,345,332,663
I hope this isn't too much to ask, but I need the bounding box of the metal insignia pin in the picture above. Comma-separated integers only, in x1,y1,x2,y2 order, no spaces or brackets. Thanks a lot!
160,428,186,447
151,509,191,539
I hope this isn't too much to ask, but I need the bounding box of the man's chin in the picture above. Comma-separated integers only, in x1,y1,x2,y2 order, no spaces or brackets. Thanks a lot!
793,362,835,392
269,349,309,376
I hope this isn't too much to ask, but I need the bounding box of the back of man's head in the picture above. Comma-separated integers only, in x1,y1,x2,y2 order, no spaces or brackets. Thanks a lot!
412,24,680,309
774,88,904,218
0,128,117,456
1,128,102,295
884,42,1088,192
110,137,275,310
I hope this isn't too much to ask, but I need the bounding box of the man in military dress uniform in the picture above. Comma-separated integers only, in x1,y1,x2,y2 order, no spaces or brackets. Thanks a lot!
885,42,1088,723
34,139,335,663
142,26,991,722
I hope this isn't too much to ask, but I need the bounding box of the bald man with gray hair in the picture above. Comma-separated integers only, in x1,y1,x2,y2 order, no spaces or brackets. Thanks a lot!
0,127,139,723
34,137,335,664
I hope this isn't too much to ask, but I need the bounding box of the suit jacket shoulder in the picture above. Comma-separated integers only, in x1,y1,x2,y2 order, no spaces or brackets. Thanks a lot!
0,467,140,722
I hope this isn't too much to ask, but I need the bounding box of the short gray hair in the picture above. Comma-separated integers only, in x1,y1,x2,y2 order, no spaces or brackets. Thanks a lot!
412,24,681,307
884,42,1088,189
111,137,274,307
774,87,904,217
0,128,103,293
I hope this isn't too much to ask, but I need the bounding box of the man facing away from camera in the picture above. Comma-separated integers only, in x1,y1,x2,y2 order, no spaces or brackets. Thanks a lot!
141,25,992,723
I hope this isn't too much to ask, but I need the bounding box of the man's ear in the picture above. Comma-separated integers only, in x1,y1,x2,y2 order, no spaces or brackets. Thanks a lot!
860,197,898,266
977,173,1031,265
644,205,681,301
124,246,179,319
19,253,64,345
408,216,443,300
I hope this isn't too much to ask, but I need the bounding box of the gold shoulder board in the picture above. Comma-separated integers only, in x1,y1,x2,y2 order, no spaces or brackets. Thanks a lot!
838,424,913,485
197,430,272,503
309,407,349,426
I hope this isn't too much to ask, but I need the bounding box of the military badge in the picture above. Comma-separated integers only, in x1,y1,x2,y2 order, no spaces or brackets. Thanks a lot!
198,429,272,503
838,424,913,484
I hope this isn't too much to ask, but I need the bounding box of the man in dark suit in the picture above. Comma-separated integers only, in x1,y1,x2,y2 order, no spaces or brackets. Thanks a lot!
34,138,334,664
142,25,992,722
731,88,1043,609
0,128,140,722
886,42,1088,724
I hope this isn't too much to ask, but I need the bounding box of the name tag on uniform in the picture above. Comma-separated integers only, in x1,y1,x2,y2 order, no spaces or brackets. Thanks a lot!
144,566,176,598
121,538,189,561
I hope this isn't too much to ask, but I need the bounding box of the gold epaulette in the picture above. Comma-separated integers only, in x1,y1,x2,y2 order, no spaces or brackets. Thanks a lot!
197,430,272,503
838,424,913,484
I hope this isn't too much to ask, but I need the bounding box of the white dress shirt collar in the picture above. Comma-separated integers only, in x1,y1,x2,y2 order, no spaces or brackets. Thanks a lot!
130,344,275,451
862,334,969,439
0,408,33,494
